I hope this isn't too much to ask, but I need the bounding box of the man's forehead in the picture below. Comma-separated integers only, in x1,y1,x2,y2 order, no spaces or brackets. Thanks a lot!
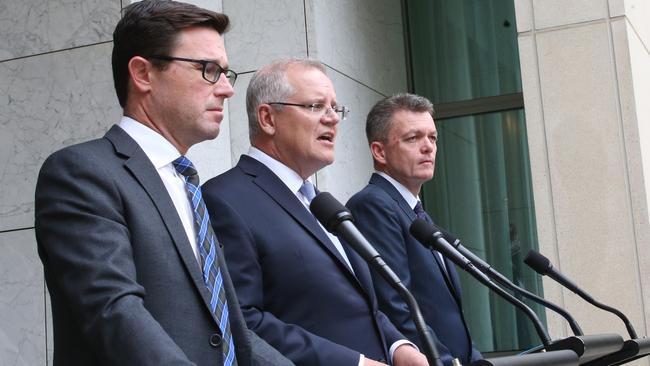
287,66,330,85
391,110,434,127
174,27,228,60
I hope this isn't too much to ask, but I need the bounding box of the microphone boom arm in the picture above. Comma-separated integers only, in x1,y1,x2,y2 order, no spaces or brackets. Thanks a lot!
453,243,583,336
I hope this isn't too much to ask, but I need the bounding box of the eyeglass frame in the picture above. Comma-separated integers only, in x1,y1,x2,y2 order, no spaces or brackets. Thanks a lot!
267,102,350,120
148,55,238,86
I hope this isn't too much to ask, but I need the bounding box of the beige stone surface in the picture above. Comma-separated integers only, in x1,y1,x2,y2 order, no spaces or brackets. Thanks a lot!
532,0,608,29
517,33,570,337
536,21,644,335
609,0,625,17
623,0,650,52
0,0,119,60
620,18,650,337
0,230,45,366
0,43,120,231
308,0,407,96
223,0,308,74
514,0,534,33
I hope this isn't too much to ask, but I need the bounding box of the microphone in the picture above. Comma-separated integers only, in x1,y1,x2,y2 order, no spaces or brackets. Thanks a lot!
524,250,638,339
439,228,583,336
310,192,443,366
409,218,552,350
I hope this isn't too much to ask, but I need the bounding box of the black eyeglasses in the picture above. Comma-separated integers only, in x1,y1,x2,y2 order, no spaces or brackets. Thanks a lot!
267,102,350,120
149,55,238,86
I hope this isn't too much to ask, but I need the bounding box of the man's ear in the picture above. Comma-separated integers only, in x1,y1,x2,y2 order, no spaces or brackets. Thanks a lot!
257,104,277,136
370,141,387,165
128,56,154,94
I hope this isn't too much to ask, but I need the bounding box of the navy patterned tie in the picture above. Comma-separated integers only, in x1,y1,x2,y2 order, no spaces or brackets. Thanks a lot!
414,200,454,284
413,201,431,223
173,156,237,366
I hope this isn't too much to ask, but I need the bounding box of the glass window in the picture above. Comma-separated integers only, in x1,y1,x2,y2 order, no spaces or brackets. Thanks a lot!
421,110,545,353
405,0,545,354
406,0,523,104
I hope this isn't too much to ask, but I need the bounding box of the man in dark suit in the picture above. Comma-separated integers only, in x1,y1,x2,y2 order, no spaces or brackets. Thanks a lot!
346,93,482,365
34,1,291,365
202,59,428,366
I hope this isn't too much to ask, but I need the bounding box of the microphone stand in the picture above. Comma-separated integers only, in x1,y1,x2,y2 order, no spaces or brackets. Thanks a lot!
447,239,583,336
372,255,444,366
524,250,638,340
410,220,552,351
310,193,443,366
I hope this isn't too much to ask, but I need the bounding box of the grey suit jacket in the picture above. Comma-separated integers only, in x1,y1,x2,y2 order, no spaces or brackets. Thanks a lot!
34,125,292,366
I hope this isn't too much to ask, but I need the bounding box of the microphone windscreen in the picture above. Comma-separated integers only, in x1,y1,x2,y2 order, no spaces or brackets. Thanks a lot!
409,218,436,244
524,250,552,275
310,192,349,230
438,227,460,245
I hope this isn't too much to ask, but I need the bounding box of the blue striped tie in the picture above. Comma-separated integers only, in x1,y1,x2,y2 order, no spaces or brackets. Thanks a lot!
299,180,317,203
173,156,237,366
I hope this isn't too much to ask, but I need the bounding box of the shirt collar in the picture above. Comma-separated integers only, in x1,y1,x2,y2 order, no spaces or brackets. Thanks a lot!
247,146,307,194
118,116,181,168
376,171,420,209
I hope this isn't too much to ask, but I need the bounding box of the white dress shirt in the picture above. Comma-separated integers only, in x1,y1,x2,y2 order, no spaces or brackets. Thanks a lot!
118,116,201,264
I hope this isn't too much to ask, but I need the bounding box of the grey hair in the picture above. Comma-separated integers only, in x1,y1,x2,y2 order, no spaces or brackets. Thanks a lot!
246,58,327,140
365,93,434,144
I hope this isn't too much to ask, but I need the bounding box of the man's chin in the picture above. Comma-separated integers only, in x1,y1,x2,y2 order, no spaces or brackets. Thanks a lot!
416,171,434,182
313,156,335,173
195,126,221,145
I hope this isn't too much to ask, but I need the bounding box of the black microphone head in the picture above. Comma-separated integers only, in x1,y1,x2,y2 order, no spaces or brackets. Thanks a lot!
438,227,460,246
409,218,438,247
310,192,352,232
524,250,552,275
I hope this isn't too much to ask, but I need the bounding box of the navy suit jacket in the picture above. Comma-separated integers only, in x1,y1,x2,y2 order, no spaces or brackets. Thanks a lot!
35,125,292,366
346,173,482,365
202,155,404,366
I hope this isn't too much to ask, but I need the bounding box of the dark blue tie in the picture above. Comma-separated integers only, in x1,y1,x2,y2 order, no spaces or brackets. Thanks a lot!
413,201,456,290
413,201,431,223
173,156,236,366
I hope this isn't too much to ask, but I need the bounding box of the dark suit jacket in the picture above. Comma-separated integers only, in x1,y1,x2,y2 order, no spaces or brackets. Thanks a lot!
346,173,482,365
34,125,292,366
202,155,404,366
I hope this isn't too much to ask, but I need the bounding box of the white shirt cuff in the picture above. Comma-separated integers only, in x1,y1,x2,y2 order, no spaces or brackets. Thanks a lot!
390,340,419,364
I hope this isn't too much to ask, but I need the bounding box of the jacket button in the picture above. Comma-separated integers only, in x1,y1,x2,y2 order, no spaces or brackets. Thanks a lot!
209,333,222,347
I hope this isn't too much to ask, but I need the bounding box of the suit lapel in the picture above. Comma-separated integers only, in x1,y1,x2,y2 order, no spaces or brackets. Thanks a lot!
238,156,365,290
104,125,220,324
370,173,463,303
371,174,473,357
370,173,417,222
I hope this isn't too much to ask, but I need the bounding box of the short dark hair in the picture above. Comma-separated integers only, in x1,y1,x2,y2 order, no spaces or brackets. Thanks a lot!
365,93,434,144
112,0,230,108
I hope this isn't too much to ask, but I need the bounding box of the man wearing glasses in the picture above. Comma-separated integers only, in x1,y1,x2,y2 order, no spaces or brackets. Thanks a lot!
202,59,428,366
35,1,290,365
